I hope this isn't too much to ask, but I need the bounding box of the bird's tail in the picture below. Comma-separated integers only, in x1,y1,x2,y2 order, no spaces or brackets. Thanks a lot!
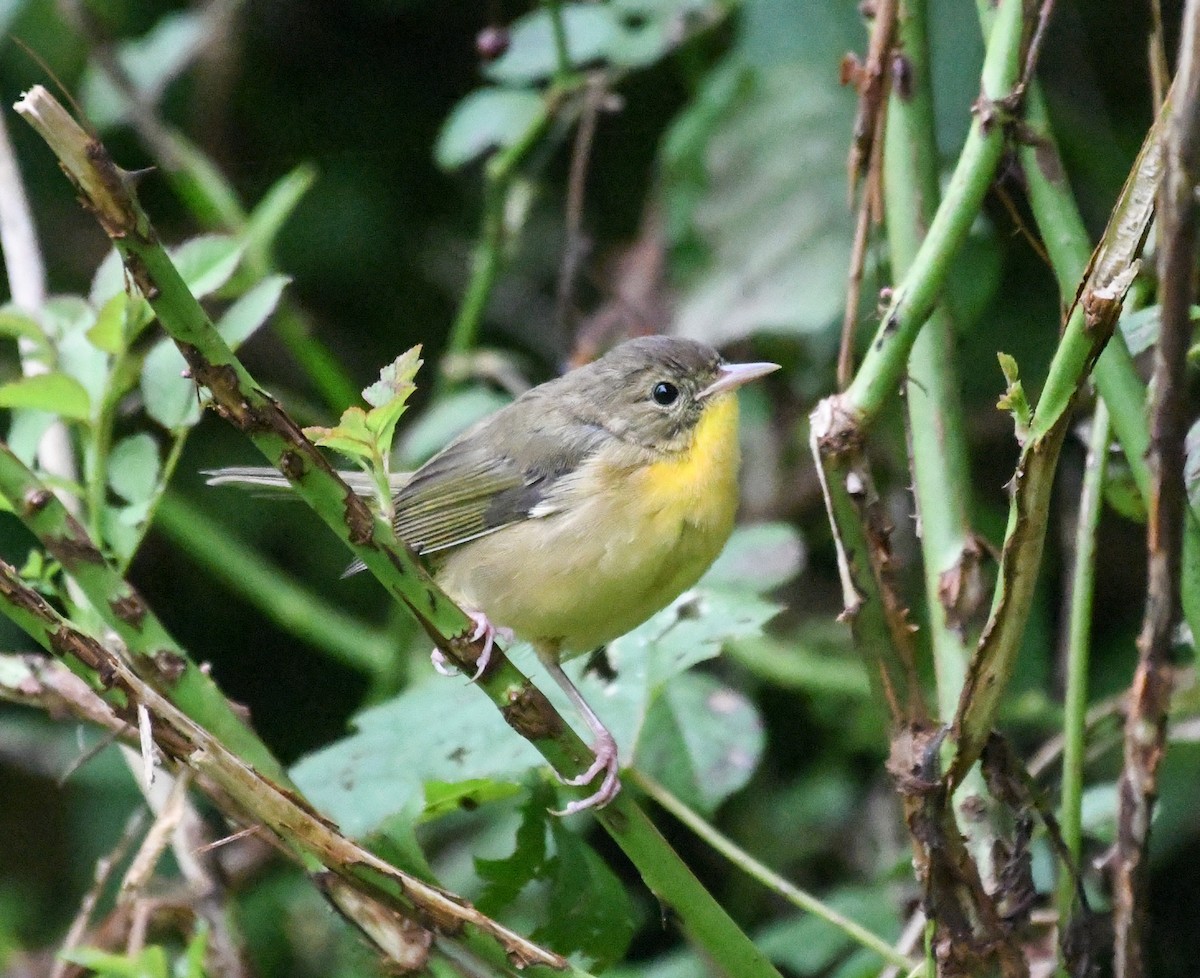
204,466,410,495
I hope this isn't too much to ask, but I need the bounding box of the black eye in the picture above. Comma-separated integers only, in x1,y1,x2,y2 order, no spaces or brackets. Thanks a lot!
652,381,679,406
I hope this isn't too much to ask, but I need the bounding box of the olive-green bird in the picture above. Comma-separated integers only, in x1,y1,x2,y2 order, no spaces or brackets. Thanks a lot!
211,336,778,813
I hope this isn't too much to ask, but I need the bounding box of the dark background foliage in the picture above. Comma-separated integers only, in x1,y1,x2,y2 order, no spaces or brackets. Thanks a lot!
1,1,1197,976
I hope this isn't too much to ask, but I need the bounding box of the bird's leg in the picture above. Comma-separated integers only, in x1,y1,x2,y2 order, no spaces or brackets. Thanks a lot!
430,610,512,681
542,659,621,815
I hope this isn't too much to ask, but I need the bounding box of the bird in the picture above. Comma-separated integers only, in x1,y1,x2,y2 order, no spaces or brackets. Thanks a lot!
210,335,779,814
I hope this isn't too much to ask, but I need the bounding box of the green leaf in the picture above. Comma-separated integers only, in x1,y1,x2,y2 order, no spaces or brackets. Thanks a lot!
7,409,56,465
87,293,127,354
1118,303,1200,357
216,275,290,348
108,434,162,505
485,5,619,83
0,305,47,344
242,163,318,257
475,788,552,916
170,235,245,299
535,819,635,970
307,348,423,465
703,521,805,592
304,407,375,463
291,523,783,832
60,943,171,978
141,339,201,430
435,88,546,170
756,886,902,974
634,671,764,812
0,373,90,420
996,351,1031,445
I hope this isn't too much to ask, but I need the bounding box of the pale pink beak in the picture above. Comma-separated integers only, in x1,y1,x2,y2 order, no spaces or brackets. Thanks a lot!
697,360,780,400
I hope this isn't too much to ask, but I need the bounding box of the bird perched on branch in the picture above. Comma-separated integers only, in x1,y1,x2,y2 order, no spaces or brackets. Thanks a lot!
211,336,778,814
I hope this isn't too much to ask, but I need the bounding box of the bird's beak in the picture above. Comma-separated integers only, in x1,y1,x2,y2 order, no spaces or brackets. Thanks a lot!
697,360,781,400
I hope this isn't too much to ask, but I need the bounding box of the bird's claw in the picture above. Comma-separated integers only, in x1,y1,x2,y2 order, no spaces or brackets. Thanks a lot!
429,610,512,682
551,728,621,815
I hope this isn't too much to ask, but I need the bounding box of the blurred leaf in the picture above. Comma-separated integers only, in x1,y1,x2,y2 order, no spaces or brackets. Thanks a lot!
1186,418,1200,520
435,88,545,170
80,11,207,129
756,885,902,974
703,521,805,592
398,385,512,466
141,339,201,430
242,163,319,258
0,373,90,420
216,274,290,348
108,433,161,505
665,61,855,344
170,235,245,299
1118,303,1200,357
0,305,48,347
292,524,784,833
484,0,717,84
87,294,127,354
6,409,55,465
609,949,712,978
90,249,128,307
60,943,170,978
485,5,618,83
634,671,764,812
1102,450,1147,522
1080,782,1119,845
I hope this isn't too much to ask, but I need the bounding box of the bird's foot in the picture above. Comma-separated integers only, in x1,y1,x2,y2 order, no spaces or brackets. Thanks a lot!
430,610,512,681
551,727,622,816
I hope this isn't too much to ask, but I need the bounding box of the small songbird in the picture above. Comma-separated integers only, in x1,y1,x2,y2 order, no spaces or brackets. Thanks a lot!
211,336,779,814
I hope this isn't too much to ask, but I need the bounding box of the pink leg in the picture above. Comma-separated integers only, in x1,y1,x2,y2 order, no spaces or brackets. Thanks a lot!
429,610,512,682
543,659,622,816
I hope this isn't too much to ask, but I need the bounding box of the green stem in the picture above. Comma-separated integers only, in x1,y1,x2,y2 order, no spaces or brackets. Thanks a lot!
631,770,919,974
19,88,784,978
0,442,287,784
843,0,1024,424
886,0,996,880
1058,399,1108,920
545,0,574,84
440,102,555,379
154,492,398,681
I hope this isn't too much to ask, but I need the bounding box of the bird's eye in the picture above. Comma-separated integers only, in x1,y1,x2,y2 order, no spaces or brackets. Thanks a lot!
652,381,679,406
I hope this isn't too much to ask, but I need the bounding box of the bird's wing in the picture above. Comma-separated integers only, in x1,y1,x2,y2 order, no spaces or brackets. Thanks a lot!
392,416,605,555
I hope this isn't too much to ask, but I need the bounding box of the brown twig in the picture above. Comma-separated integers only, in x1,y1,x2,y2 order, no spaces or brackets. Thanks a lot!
1112,5,1200,975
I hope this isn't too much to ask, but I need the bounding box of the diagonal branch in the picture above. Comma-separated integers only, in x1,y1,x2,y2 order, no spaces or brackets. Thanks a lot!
1113,6,1200,975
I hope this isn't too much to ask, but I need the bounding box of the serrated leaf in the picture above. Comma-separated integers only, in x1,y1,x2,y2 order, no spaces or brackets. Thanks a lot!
476,789,551,916
141,339,201,430
243,164,318,257
305,407,375,462
108,434,161,505
0,373,90,420
634,672,764,812
996,351,1031,444
436,88,546,170
216,275,290,348
534,820,634,970
170,235,244,299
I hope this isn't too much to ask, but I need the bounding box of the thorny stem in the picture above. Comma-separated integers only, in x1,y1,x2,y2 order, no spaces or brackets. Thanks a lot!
1057,400,1108,927
841,0,1024,424
17,86,786,978
1114,6,1200,974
